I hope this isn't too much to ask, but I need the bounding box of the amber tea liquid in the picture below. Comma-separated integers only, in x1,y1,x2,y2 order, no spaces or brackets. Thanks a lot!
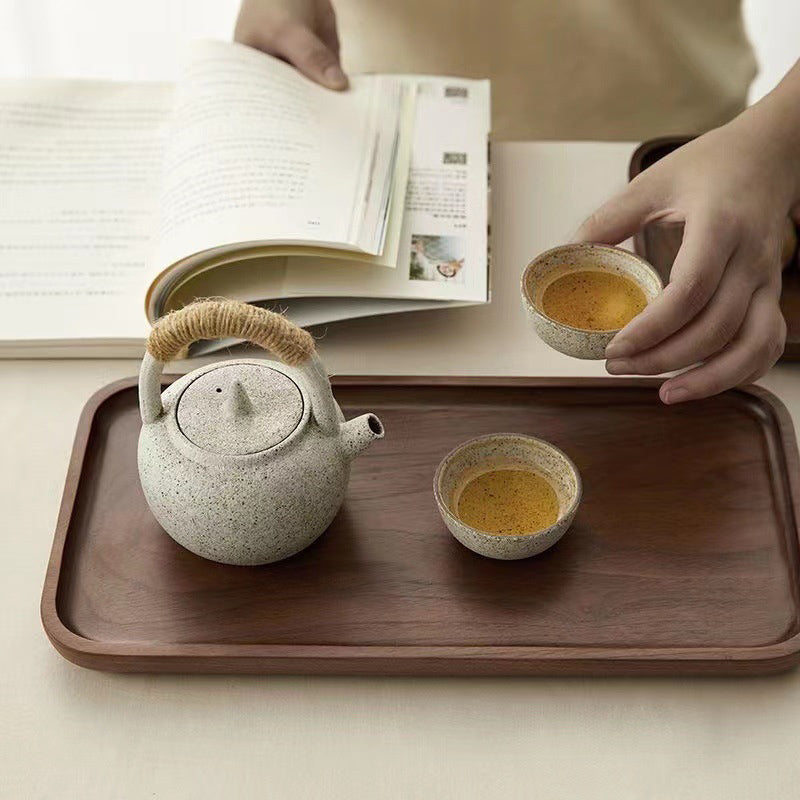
456,468,559,535
542,270,646,331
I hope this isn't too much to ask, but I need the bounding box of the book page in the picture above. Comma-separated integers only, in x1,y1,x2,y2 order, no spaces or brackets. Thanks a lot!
283,76,491,303
0,79,169,343
152,40,406,273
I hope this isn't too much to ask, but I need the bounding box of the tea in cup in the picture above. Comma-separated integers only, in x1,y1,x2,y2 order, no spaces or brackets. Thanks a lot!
521,243,663,359
434,433,581,560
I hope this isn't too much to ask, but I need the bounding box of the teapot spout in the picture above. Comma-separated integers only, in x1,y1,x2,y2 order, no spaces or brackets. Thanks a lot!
340,414,384,461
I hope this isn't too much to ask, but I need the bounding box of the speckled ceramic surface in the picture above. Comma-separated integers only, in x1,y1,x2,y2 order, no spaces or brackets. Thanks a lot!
521,243,663,359
176,363,304,455
434,433,581,560
138,355,384,566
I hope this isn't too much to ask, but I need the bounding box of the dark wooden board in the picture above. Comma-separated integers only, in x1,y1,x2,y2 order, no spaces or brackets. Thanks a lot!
629,137,800,361
42,376,800,675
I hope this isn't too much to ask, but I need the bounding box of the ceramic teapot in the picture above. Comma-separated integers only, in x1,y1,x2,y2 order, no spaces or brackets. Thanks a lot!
137,299,384,565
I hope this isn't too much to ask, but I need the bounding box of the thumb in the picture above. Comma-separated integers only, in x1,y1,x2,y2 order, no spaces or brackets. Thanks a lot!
275,22,348,90
572,181,655,244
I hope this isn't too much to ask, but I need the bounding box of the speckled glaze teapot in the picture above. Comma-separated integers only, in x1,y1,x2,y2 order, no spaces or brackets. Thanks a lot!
137,299,384,565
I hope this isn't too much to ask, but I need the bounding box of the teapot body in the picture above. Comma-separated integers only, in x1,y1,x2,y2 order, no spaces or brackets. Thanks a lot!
138,359,352,565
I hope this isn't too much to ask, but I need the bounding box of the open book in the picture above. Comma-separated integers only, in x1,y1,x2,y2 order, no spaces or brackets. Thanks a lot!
0,40,491,357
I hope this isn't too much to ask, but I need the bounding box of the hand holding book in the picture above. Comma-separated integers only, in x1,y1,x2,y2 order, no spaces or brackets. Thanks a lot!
0,40,490,356
235,0,348,91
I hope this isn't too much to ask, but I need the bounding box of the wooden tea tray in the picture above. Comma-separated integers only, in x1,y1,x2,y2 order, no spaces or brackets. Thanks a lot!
42,376,800,676
629,137,800,360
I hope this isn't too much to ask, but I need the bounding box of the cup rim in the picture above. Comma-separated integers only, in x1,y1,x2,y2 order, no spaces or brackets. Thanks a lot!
520,242,664,336
433,432,583,540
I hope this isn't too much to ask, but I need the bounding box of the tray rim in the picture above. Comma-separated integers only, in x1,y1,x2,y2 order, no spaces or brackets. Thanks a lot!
41,375,800,675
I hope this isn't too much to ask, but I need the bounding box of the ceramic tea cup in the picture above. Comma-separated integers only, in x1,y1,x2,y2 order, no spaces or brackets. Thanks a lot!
521,243,663,359
434,433,581,560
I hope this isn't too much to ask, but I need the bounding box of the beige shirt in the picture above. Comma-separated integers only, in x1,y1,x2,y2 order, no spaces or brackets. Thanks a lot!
334,0,757,140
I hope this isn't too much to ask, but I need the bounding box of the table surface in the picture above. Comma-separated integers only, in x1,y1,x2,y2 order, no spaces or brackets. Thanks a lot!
3,142,800,800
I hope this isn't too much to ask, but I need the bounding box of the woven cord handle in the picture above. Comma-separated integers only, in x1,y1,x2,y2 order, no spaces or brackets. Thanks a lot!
146,299,315,366
139,300,320,425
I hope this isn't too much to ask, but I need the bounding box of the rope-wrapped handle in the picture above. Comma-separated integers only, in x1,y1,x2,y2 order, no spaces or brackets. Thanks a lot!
147,299,315,366
139,299,338,428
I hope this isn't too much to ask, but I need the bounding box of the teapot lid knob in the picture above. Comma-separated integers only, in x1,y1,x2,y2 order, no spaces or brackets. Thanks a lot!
223,380,253,419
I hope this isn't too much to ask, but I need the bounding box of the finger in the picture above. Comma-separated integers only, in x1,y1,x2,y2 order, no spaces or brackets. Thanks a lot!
741,368,767,387
317,3,341,58
658,288,785,403
572,179,656,245
270,22,347,89
606,252,755,375
740,340,785,387
741,301,786,384
605,214,738,359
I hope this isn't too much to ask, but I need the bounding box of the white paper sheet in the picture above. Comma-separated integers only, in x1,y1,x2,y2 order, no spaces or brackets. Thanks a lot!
0,78,169,342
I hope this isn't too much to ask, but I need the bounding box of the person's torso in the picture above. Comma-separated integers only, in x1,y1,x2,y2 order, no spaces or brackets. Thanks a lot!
334,0,757,140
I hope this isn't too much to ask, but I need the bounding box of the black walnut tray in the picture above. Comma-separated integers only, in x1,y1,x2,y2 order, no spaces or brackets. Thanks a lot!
42,376,800,675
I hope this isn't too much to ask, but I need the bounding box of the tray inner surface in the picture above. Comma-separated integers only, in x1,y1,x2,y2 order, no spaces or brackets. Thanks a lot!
56,381,800,650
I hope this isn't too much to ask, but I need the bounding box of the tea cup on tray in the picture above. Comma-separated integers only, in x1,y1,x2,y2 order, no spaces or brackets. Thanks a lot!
434,433,582,560
521,243,663,359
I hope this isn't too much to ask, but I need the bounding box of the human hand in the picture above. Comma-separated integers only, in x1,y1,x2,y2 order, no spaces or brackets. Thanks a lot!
235,0,347,90
574,109,800,404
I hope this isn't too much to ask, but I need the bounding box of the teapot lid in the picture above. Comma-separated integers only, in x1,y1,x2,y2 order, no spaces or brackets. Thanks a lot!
176,363,304,455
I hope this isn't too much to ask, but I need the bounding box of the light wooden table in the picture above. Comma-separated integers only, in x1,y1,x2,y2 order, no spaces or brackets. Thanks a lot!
2,143,800,800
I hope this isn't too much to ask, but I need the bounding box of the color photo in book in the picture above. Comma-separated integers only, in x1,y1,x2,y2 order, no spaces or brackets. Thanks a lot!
409,234,465,283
